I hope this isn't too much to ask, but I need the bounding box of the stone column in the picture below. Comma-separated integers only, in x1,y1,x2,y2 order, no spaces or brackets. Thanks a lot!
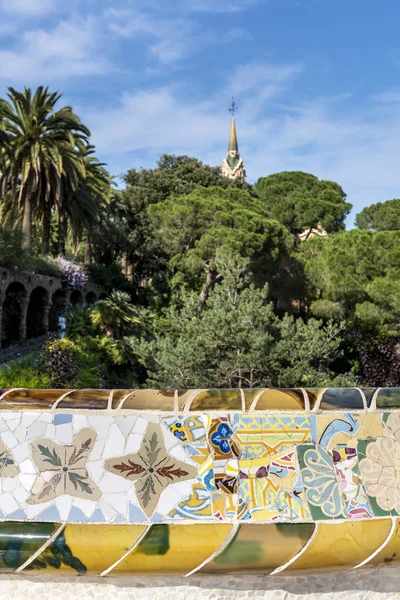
43,299,52,335
0,292,4,349
19,298,29,342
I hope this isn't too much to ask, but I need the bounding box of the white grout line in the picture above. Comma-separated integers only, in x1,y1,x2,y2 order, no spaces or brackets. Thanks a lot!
240,389,245,411
15,522,66,573
184,523,239,577
100,525,151,576
0,388,26,401
353,517,397,569
51,390,78,411
269,522,319,575
249,389,267,411
107,390,115,410
370,388,381,412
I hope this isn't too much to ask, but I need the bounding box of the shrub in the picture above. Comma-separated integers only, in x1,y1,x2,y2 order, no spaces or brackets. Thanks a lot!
38,337,80,388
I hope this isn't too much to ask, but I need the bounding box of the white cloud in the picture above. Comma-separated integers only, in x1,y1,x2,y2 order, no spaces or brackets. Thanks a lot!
0,0,55,16
183,0,260,13
0,18,109,83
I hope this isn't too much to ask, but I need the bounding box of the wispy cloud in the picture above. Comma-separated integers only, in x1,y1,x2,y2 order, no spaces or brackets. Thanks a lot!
183,0,260,13
0,18,109,83
0,0,55,16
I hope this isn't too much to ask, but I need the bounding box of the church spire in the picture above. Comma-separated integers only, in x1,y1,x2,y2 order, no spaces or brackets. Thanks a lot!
228,117,239,153
221,98,246,182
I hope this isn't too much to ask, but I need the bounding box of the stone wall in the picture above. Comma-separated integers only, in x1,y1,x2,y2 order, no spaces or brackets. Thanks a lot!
0,266,105,349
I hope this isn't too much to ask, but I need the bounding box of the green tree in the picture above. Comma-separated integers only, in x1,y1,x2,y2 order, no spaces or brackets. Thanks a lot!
299,230,400,335
355,199,400,231
0,86,90,250
149,186,291,302
136,253,353,388
255,171,352,235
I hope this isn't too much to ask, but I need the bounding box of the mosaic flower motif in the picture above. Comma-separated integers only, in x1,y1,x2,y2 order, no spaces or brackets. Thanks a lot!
359,437,400,513
301,446,344,518
0,440,19,478
384,412,400,443
104,422,198,517
28,428,100,504
209,419,240,459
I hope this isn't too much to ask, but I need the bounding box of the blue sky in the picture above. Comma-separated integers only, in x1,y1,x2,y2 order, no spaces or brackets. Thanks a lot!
1,0,400,225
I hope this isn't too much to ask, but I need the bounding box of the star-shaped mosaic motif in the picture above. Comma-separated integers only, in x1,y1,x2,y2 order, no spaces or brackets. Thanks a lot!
28,428,101,504
104,422,198,517
0,440,19,478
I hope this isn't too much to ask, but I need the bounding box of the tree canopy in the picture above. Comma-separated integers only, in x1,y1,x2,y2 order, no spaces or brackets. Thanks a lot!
355,199,400,231
149,186,291,301
255,171,352,235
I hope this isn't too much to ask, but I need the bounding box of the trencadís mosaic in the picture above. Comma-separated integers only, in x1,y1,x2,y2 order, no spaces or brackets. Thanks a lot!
0,387,399,576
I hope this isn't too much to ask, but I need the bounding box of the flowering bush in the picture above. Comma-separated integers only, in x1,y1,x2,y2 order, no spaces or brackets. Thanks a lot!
58,257,88,290
38,336,80,388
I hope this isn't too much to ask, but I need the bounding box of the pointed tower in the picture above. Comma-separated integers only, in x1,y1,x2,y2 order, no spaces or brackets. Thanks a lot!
221,99,246,181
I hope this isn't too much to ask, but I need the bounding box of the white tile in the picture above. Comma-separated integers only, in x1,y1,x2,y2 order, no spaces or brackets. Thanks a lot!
0,492,19,515
39,413,53,423
1,477,18,492
87,416,113,439
25,500,53,519
161,421,180,452
115,416,137,437
45,424,56,439
5,417,21,432
72,497,96,518
103,493,128,517
143,414,159,424
132,417,148,435
2,412,19,421
100,472,132,493
72,414,88,432
0,419,8,433
19,459,37,474
99,497,117,520
19,474,36,492
13,425,28,443
55,423,73,443
90,438,105,461
169,445,196,465
155,486,182,516
26,422,47,441
13,487,29,503
13,442,30,462
102,423,125,459
55,495,73,521
1,431,18,449
22,413,39,427
124,433,142,454
86,460,103,483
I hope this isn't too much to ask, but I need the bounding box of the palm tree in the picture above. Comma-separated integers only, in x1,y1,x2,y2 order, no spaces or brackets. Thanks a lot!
90,291,142,339
0,86,90,250
61,143,112,258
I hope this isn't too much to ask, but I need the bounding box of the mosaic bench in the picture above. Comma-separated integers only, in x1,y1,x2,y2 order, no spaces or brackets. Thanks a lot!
0,387,399,576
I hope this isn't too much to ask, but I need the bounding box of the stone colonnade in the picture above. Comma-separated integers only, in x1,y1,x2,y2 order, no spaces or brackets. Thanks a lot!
0,267,105,349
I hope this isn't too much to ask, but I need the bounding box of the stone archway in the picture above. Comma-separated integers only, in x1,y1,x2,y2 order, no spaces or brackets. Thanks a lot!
85,291,97,305
26,287,50,339
70,290,83,306
1,282,28,348
49,289,68,332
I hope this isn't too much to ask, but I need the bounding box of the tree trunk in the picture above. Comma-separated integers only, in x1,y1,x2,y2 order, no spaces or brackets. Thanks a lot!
127,261,133,282
58,212,68,256
42,204,51,255
121,252,128,276
84,238,92,265
22,195,32,250
200,267,213,304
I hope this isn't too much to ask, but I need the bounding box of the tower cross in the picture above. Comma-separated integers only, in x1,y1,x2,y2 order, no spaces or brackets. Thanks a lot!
229,97,237,117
